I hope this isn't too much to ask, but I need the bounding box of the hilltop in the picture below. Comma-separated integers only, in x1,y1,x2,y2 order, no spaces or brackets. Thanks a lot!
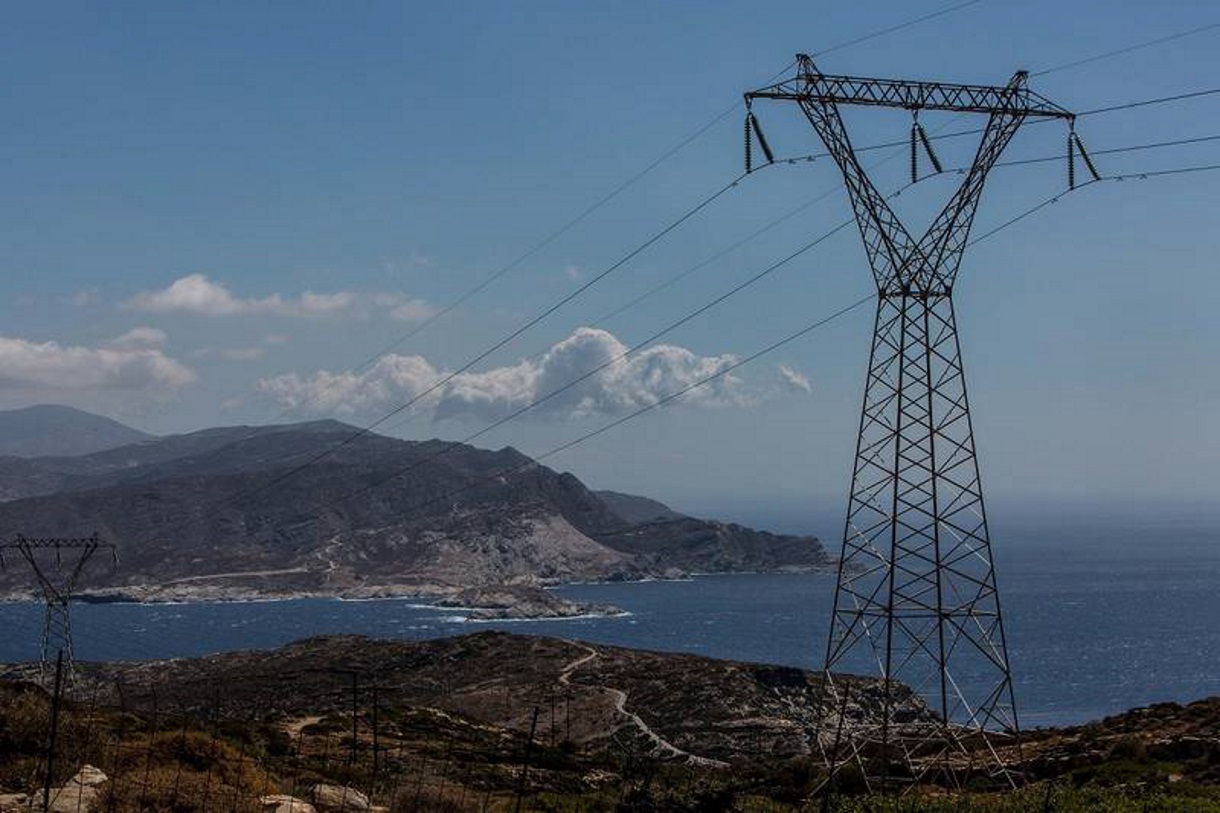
0,633,1216,811
0,404,151,458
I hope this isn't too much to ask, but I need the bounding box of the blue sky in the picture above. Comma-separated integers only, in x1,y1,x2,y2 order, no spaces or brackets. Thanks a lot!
0,1,1217,518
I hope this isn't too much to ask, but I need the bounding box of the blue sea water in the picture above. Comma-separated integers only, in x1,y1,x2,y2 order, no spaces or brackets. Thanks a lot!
0,506,1216,728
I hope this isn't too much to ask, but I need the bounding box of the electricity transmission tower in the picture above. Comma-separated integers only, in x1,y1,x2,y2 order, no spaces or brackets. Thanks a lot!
745,56,1084,787
0,533,115,686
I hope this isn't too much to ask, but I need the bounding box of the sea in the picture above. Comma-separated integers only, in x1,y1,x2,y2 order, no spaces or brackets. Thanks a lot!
0,503,1216,729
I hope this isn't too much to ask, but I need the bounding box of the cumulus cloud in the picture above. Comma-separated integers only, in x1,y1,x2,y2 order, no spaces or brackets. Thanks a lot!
778,364,813,395
126,274,436,325
0,335,195,391
126,274,357,318
375,293,436,323
107,327,168,350
192,346,265,362
259,354,441,416
258,327,747,421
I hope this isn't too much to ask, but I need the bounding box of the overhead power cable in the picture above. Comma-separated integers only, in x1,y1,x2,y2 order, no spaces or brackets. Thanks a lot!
231,29,1218,503
1078,87,1220,117
810,0,985,57
314,294,874,518
375,125,943,440
244,123,1220,505
234,171,749,505
238,125,1219,514
320,215,865,506
1032,21,1220,77
234,1,994,431
317,161,1216,517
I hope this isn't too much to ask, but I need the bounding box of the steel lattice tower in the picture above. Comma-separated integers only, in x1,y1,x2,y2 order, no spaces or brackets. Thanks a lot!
0,533,114,687
746,56,1077,786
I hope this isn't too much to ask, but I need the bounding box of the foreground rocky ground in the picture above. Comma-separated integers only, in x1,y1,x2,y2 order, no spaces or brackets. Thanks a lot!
0,632,1216,811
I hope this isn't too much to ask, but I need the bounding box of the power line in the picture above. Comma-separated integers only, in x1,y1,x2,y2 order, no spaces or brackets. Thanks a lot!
314,157,1220,518
1078,87,1220,117
231,37,1220,501
588,185,839,331
1032,21,1220,77
995,133,1220,169
1105,161,1220,181
362,0,989,368
234,171,749,506
320,213,865,508
322,170,1101,514
812,0,986,57
376,125,942,441
241,126,1220,505
223,2,994,433
316,295,874,519
239,126,1219,516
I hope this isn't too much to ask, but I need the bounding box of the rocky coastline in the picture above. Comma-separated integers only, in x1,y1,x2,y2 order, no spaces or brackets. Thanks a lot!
1,579,629,620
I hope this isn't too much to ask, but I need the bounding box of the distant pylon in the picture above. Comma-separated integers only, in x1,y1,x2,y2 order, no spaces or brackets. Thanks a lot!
0,533,116,686
745,56,1083,788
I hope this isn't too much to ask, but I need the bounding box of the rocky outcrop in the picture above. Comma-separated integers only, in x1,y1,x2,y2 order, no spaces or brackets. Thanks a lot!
433,584,623,619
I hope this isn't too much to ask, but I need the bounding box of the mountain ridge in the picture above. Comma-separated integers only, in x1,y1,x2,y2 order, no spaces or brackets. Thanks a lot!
0,404,152,458
0,408,830,603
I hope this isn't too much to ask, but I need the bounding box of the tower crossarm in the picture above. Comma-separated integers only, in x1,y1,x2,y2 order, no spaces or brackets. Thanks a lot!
746,54,1074,120
745,56,1073,295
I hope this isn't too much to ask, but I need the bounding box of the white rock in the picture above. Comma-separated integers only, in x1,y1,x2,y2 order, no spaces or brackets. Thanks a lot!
261,794,318,813
311,784,370,812
70,765,108,787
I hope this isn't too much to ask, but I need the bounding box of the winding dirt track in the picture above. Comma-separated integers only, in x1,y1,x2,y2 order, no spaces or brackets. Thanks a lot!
559,641,726,767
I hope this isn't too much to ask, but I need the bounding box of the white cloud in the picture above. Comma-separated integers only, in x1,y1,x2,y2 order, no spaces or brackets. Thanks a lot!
778,364,813,395
126,275,436,325
259,354,441,416
126,274,356,318
258,327,746,421
264,334,289,345
373,292,436,322
67,289,98,307
219,347,264,361
0,335,195,391
194,346,265,361
107,327,168,350
563,265,582,281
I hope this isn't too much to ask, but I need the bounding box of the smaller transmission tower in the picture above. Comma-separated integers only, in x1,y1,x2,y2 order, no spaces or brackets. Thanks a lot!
0,533,115,686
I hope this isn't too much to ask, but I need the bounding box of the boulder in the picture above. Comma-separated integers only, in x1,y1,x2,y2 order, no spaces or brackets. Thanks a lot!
41,765,110,812
71,765,108,788
311,784,370,812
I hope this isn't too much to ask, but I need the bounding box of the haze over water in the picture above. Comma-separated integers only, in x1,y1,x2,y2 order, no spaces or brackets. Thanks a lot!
0,502,1215,728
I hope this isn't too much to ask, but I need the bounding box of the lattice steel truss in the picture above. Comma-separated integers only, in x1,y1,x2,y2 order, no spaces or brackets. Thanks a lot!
0,533,115,686
746,55,1075,788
